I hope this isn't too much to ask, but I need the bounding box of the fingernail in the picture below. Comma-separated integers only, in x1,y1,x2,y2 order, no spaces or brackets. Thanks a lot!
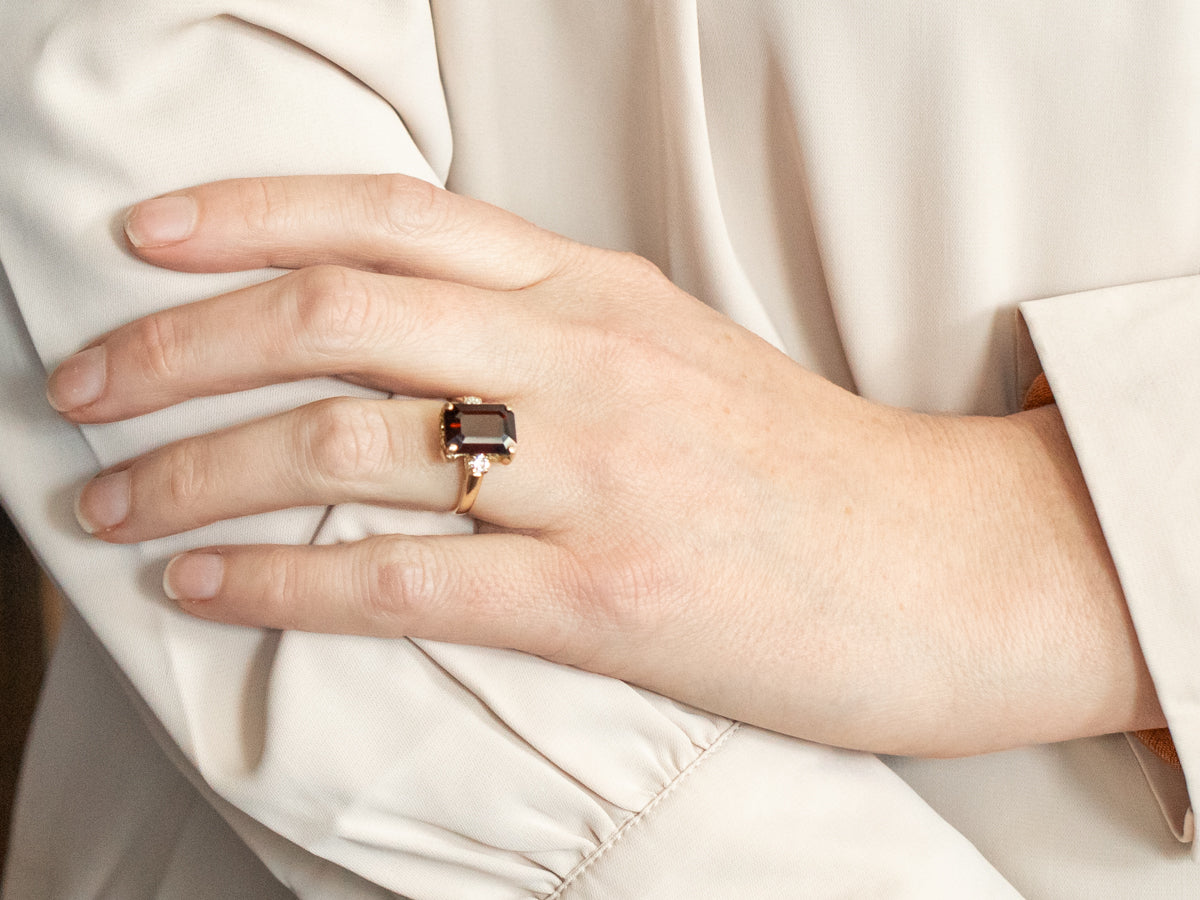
75,469,131,534
124,195,197,248
164,553,224,601
47,345,106,412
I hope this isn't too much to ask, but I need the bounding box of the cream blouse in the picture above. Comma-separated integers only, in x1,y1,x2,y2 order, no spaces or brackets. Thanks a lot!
2,2,1198,896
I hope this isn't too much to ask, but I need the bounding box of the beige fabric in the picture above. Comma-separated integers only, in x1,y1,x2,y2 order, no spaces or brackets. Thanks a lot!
1024,373,1181,772
1,1,1199,896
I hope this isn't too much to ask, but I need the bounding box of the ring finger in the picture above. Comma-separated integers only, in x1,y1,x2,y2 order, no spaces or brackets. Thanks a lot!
75,395,552,542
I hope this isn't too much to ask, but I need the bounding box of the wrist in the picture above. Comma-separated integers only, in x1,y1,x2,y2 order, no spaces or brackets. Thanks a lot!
863,404,1164,753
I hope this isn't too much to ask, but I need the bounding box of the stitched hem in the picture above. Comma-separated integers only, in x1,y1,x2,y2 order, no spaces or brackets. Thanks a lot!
546,721,742,900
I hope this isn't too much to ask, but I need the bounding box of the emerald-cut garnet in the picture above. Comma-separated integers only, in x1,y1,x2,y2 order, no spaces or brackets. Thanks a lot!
442,402,517,459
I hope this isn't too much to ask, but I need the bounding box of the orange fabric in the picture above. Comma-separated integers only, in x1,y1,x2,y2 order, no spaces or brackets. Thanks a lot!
1022,372,1056,410
1021,374,1181,770
1135,728,1181,768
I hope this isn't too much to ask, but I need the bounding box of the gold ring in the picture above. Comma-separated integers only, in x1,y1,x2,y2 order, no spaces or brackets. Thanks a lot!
440,397,517,515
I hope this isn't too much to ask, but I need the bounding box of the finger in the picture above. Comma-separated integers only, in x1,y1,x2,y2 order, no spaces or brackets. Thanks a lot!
123,174,579,291
163,535,598,665
75,397,542,541
47,265,551,422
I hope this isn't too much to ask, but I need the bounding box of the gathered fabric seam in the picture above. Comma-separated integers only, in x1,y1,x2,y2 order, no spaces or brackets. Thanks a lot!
545,720,742,900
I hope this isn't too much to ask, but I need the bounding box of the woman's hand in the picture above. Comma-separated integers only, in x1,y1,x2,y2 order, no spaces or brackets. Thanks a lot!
47,175,1163,756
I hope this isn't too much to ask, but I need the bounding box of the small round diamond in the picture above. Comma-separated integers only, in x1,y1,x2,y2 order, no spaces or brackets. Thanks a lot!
468,454,491,477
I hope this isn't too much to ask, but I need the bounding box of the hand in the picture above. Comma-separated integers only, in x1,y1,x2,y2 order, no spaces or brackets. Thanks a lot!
48,175,1164,756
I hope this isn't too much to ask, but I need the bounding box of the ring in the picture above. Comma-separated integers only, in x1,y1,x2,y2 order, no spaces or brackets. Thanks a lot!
440,397,517,515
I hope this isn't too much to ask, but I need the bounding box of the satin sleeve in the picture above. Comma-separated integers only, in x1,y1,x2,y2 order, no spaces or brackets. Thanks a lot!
1022,277,1200,846
0,1,1019,897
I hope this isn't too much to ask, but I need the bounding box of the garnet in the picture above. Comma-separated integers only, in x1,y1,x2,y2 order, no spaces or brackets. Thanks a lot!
442,402,517,459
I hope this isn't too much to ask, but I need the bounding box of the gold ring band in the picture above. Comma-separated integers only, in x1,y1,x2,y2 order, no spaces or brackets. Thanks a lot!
454,456,489,515
440,397,517,516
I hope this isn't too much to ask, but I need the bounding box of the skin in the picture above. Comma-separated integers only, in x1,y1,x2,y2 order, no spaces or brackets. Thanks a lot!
47,174,1165,757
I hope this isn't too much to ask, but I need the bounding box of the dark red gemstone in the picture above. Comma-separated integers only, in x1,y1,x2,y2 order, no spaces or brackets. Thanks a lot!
442,403,516,457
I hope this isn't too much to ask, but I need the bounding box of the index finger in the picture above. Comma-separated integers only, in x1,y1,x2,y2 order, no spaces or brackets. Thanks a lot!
123,174,576,291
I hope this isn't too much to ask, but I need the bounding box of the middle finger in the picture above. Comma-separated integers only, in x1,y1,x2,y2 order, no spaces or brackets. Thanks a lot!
48,265,553,423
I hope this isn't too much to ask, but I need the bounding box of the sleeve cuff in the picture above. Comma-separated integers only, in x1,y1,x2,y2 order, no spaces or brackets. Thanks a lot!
1020,275,1200,844
1022,372,1180,772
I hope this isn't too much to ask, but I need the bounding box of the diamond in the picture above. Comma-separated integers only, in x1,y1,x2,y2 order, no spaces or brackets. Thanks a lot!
468,454,491,477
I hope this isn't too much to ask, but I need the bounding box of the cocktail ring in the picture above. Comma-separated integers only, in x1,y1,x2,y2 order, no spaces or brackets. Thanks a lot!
440,397,517,515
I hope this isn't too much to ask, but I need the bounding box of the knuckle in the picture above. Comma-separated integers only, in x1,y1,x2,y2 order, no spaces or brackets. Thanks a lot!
612,250,668,285
301,398,396,485
162,441,211,510
362,538,440,627
237,177,298,237
367,174,450,240
290,265,381,357
610,252,675,315
575,550,664,637
570,247,669,295
258,547,305,629
531,237,596,291
563,320,658,403
134,313,190,380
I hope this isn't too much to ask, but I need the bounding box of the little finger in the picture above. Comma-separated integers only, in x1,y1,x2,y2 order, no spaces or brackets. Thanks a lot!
164,535,600,666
